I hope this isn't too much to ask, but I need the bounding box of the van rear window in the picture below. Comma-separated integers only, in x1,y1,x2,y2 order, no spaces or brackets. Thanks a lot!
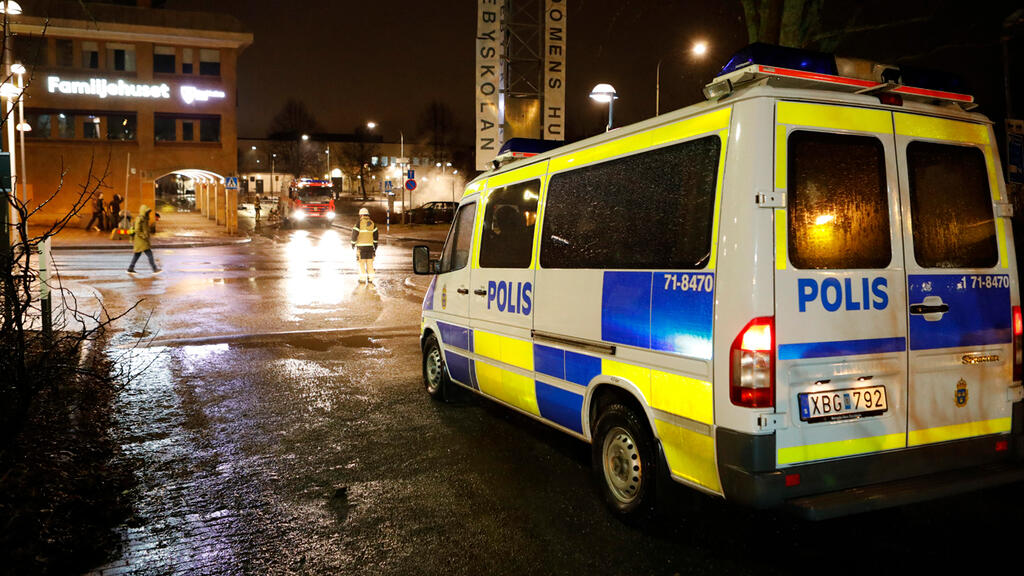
788,131,891,269
907,141,997,268
540,136,721,270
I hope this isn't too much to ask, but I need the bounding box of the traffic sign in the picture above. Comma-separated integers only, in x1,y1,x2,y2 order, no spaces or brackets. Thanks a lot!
405,179,417,191
225,176,239,190
407,169,415,180
384,179,393,191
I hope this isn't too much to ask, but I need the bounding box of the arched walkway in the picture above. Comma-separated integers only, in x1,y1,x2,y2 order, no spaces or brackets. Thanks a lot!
153,169,236,233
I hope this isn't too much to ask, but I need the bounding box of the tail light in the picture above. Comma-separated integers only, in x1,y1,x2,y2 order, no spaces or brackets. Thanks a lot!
730,317,775,408
1013,306,1022,382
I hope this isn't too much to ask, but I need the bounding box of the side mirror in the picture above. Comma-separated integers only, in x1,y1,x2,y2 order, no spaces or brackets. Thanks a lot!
413,245,437,275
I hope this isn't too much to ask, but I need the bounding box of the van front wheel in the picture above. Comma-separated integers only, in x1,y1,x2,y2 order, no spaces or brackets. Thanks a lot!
422,334,450,402
592,403,657,518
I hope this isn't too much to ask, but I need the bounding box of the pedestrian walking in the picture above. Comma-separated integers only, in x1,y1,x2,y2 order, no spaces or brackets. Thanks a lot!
254,194,262,223
351,207,378,283
127,204,161,275
85,193,105,231
107,193,122,231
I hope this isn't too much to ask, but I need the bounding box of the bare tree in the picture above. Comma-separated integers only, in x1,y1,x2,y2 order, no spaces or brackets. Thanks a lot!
1,14,142,445
267,99,322,179
339,125,381,201
415,100,459,163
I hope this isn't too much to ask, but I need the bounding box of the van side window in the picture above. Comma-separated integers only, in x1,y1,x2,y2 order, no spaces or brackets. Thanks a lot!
907,142,997,268
479,180,540,268
788,131,891,269
540,136,720,269
440,203,477,273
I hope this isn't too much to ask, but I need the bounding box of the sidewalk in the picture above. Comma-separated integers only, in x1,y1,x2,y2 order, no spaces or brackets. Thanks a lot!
32,211,251,251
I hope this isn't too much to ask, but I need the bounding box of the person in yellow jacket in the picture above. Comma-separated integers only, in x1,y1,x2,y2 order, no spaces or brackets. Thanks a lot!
351,207,379,283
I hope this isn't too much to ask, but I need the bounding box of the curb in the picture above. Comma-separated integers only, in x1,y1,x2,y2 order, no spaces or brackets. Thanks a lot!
133,324,421,349
52,236,252,251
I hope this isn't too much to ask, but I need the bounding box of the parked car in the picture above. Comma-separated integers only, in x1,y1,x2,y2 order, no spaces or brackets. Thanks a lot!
409,201,456,224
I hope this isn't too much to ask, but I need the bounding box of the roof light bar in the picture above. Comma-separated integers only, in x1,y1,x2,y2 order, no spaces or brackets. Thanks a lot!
707,43,975,109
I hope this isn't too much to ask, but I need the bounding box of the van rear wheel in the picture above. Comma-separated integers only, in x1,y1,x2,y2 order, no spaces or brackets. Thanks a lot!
422,334,450,402
592,403,657,518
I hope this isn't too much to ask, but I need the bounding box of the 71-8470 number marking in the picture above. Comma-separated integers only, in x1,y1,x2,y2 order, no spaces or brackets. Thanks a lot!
663,273,713,292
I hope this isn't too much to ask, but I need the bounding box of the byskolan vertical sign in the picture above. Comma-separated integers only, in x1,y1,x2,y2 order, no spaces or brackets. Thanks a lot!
476,0,502,171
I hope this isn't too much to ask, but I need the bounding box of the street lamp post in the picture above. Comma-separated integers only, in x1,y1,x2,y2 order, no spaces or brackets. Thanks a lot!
655,40,709,116
367,121,407,222
12,63,27,205
589,83,618,132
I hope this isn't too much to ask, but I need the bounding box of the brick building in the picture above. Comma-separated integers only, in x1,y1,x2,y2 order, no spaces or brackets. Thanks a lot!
8,0,252,228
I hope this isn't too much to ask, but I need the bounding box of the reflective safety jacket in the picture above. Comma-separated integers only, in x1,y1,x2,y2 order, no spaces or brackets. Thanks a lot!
352,218,378,248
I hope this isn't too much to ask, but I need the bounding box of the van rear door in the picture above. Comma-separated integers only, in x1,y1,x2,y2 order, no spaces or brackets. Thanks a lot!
894,114,1016,447
773,101,909,467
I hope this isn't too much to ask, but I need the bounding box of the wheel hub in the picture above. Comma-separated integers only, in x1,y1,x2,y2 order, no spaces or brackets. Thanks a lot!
602,426,641,504
425,348,442,393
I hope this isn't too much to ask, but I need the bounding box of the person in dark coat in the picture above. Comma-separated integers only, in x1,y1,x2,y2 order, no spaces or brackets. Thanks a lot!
107,194,122,231
85,193,105,231
127,204,161,275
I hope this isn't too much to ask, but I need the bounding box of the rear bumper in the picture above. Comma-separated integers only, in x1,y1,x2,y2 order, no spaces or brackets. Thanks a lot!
717,401,1024,520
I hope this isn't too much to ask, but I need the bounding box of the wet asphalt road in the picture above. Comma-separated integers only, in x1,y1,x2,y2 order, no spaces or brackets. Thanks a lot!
54,224,1023,575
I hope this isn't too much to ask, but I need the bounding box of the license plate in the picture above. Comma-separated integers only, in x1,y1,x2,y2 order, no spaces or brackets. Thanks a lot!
798,385,888,423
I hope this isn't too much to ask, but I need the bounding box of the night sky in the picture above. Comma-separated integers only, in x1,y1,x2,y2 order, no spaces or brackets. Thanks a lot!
164,0,1023,147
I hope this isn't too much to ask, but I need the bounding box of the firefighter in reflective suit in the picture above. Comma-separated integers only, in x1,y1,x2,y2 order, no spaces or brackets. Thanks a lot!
351,208,379,283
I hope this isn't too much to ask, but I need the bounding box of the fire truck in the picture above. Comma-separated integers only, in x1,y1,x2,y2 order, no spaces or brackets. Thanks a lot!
286,179,336,228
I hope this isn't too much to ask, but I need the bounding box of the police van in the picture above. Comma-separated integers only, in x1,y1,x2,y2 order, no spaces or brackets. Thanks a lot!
413,44,1024,519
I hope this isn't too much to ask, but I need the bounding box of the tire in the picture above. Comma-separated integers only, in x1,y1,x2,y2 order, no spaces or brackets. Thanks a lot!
592,403,658,518
422,334,450,402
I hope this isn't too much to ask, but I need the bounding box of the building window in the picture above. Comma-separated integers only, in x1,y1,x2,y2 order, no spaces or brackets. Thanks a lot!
107,43,136,72
12,35,47,68
81,41,99,69
106,114,137,141
57,113,75,138
55,39,74,67
153,45,175,74
25,112,52,138
182,121,194,141
199,117,220,142
83,116,101,139
199,48,220,76
182,48,194,74
154,115,176,141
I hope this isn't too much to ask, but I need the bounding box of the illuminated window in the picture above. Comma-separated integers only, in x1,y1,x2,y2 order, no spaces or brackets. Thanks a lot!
788,131,891,269
154,46,176,74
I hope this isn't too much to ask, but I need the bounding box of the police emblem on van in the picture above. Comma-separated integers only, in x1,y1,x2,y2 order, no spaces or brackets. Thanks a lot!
441,285,447,310
955,378,968,407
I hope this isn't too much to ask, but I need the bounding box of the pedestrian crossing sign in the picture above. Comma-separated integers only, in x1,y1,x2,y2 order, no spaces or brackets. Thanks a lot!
226,177,239,190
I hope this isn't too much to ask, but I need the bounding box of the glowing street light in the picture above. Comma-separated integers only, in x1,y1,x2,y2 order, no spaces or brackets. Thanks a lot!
0,1,23,14
589,83,618,132
655,40,710,116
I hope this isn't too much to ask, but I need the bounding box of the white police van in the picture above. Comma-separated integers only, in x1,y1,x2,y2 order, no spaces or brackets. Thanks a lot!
413,44,1024,519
